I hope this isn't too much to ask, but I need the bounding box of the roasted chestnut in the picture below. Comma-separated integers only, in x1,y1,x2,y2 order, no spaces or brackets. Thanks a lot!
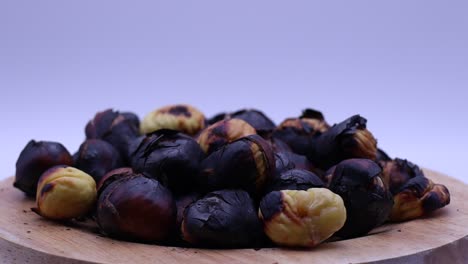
207,112,229,125
33,166,96,220
259,188,346,248
381,158,450,222
376,148,391,162
272,109,329,155
14,140,73,196
198,134,275,196
328,159,393,238
308,115,378,170
265,169,324,193
74,139,124,183
230,109,276,137
129,129,205,194
140,104,205,136
96,167,134,197
96,174,176,243
85,109,140,162
121,112,140,129
182,190,264,248
274,151,315,176
197,118,256,154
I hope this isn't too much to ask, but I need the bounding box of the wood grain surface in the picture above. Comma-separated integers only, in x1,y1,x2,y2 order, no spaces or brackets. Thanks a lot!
0,169,467,264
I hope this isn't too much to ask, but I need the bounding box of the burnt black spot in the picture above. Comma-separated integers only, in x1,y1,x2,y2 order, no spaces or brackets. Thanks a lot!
259,191,284,221
169,106,191,117
40,182,55,196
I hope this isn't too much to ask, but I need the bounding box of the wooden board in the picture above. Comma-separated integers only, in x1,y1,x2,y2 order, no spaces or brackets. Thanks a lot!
0,169,467,264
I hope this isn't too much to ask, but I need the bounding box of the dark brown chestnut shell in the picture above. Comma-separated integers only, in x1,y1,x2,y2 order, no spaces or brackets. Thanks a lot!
14,140,73,197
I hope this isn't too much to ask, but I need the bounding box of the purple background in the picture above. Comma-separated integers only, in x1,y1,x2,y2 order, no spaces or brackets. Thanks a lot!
1,1,467,182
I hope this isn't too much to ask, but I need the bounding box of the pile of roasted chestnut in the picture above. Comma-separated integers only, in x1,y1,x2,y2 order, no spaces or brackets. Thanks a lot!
14,105,451,248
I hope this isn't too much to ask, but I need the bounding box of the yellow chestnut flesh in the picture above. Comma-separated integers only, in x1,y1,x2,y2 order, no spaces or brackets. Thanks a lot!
140,104,205,135
259,188,346,248
34,166,97,220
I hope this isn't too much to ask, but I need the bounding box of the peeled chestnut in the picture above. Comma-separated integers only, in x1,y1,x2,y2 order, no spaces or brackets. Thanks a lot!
33,166,96,220
14,140,73,196
182,190,264,248
96,167,133,197
198,134,275,196
96,174,176,243
140,104,205,136
381,158,450,222
308,115,378,170
85,109,140,162
129,129,205,194
230,109,276,136
265,169,324,193
328,159,393,238
272,109,329,155
259,188,346,248
74,139,124,183
197,118,256,154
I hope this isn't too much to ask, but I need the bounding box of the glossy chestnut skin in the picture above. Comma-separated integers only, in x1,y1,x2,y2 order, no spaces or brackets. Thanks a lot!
272,109,329,155
182,190,264,248
74,139,124,183
308,115,378,170
273,151,316,176
14,140,73,197
198,134,275,197
197,118,257,154
328,159,393,238
129,129,205,194
265,169,324,193
121,112,140,129
85,109,140,163
96,174,176,243
230,109,276,137
96,167,134,197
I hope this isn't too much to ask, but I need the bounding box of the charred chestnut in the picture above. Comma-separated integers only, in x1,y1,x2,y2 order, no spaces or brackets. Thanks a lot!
197,118,256,154
207,112,230,125
198,134,275,196
121,112,140,129
308,115,378,170
274,151,315,176
33,166,96,220
272,109,329,155
376,148,391,163
265,169,324,193
328,159,393,238
14,140,73,196
74,139,124,183
129,129,204,194
182,190,263,248
140,104,205,136
85,109,140,162
381,158,450,222
230,109,276,136
96,167,133,197
259,188,346,248
96,174,176,243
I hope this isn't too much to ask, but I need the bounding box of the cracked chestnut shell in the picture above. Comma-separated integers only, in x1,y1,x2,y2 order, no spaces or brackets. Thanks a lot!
14,140,73,196
86,109,140,162
328,159,393,238
96,174,176,243
265,169,324,193
129,129,205,194
74,139,124,183
96,167,134,197
376,148,391,163
259,188,346,248
381,158,450,222
197,118,257,154
230,109,276,137
140,104,205,136
33,166,96,220
308,115,378,170
181,190,264,248
272,109,329,155
274,151,315,176
198,134,275,196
